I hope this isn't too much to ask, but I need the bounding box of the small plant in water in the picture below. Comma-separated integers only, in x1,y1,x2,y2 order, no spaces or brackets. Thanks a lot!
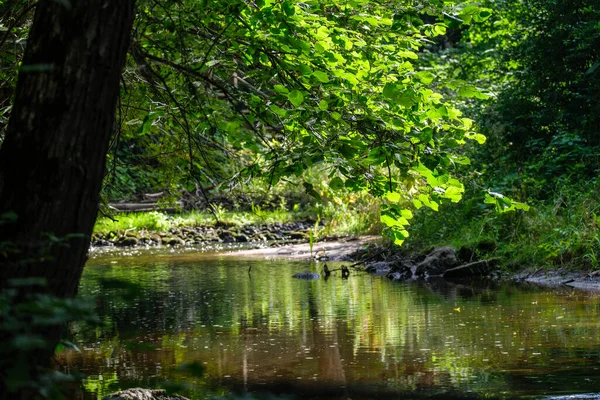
309,216,321,258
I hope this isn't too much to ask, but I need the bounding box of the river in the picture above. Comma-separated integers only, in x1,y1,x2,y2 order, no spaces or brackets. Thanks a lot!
57,247,600,399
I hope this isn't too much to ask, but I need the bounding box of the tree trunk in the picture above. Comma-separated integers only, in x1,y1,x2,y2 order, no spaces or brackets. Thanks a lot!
0,0,136,298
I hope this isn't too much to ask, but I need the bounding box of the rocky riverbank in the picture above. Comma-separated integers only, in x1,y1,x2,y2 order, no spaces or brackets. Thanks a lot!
235,238,600,292
91,220,318,247
92,223,600,292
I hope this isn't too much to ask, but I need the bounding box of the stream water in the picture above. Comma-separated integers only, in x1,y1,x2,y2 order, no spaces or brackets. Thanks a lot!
58,247,600,399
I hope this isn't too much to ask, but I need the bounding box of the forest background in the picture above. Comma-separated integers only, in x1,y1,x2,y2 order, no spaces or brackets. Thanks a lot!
63,0,600,269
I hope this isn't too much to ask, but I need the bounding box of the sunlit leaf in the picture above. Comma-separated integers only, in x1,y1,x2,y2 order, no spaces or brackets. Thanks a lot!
287,90,305,107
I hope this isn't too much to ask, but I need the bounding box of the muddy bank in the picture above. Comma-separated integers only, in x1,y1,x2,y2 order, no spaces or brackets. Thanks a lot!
226,236,381,260
515,267,600,291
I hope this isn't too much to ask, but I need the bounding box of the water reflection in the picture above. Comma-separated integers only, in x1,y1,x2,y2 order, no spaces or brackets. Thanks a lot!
58,251,600,399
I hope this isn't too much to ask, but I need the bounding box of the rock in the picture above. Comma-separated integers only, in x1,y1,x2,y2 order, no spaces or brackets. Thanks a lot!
414,246,459,276
125,231,140,238
288,231,307,240
92,239,113,247
252,233,267,241
218,230,233,241
442,259,500,279
103,388,189,400
292,272,320,280
117,237,139,247
365,261,392,275
164,236,185,246
234,234,249,242
387,270,412,281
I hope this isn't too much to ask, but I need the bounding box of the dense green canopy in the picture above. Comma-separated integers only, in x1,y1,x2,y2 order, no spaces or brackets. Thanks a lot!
111,0,531,244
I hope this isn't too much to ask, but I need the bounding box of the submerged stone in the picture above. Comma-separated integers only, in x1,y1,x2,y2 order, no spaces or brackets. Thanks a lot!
292,272,320,280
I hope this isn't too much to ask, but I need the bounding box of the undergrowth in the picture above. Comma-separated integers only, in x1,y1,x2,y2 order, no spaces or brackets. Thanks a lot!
405,180,600,271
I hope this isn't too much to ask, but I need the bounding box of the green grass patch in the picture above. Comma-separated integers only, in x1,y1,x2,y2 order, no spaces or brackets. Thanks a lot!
94,194,383,239
94,209,311,234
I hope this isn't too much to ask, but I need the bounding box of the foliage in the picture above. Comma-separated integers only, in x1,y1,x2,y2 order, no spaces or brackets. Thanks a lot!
0,0,35,141
455,0,600,193
0,281,99,399
406,179,600,269
104,0,506,245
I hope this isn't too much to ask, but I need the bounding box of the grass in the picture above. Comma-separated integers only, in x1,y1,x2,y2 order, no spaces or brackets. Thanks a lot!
94,209,311,234
404,181,600,271
94,192,384,239
314,192,382,237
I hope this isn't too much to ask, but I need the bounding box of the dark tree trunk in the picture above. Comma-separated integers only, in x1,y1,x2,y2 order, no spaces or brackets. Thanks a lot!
0,0,136,298
0,1,136,397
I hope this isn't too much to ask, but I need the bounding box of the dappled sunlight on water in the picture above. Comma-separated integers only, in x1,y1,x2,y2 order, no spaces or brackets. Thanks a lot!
58,249,600,399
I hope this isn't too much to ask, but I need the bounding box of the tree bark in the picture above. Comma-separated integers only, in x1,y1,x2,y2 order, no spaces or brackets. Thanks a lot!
0,0,136,297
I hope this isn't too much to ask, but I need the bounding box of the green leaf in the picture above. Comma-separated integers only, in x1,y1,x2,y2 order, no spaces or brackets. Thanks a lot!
270,105,288,117
138,114,154,135
384,192,401,202
313,71,330,83
457,85,479,98
303,182,321,200
274,85,289,94
399,50,418,59
282,1,295,16
298,64,312,75
416,71,435,85
465,133,486,144
443,186,464,203
452,156,470,168
383,82,401,99
397,90,418,107
318,99,328,110
413,163,438,187
329,176,344,189
474,9,492,22
288,90,305,107
418,193,439,211
380,214,399,227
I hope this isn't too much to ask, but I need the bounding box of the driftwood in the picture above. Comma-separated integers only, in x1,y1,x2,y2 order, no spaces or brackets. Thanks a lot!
103,388,189,400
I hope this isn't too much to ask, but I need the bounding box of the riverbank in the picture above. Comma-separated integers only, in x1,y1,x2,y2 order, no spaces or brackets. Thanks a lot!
91,210,600,291
91,220,318,247
225,235,381,260
231,237,600,292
